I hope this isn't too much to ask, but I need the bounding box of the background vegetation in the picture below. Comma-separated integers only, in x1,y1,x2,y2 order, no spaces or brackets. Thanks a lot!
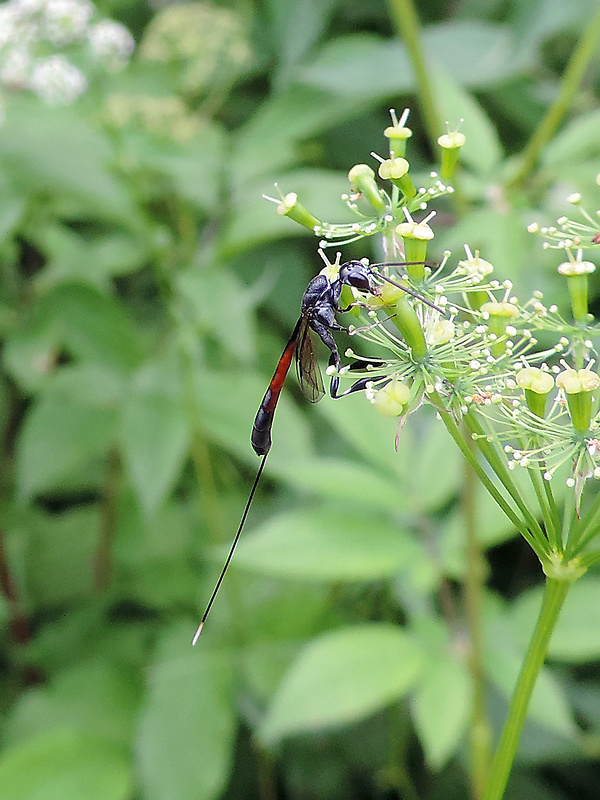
1,0,600,799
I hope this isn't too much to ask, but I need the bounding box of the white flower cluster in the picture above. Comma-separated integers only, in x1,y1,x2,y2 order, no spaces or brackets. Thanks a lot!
0,0,135,108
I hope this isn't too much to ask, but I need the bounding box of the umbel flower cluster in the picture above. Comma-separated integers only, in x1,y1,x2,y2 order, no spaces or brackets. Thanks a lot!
268,110,600,579
0,0,135,110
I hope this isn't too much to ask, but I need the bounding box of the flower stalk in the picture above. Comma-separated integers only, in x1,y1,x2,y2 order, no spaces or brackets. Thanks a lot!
481,578,571,800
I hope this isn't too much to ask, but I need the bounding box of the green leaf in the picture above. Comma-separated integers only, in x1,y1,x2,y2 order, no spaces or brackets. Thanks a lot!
412,653,472,767
0,729,131,800
513,577,600,663
6,662,141,750
16,391,115,499
32,223,146,289
298,24,531,101
137,123,226,213
318,397,462,514
297,34,413,98
232,506,429,580
542,108,600,166
424,21,534,87
275,457,412,513
22,507,99,608
233,84,381,184
0,95,137,225
5,283,145,385
52,283,145,371
259,624,422,743
267,0,338,88
176,268,256,363
119,362,190,517
136,623,236,800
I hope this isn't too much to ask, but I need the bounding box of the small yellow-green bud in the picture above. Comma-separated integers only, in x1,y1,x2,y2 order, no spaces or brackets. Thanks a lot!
372,379,411,417
480,302,518,357
516,367,554,394
348,164,386,214
438,130,466,181
378,157,416,198
556,368,600,394
458,250,494,310
557,258,595,322
480,301,518,318
384,123,412,159
556,367,600,432
516,367,554,417
276,192,321,230
428,319,455,345
395,220,434,278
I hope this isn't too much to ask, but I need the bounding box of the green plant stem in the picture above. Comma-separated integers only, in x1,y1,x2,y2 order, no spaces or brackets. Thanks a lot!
464,414,549,554
462,437,492,799
526,465,560,553
508,5,600,190
565,485,600,557
430,398,542,556
387,0,442,150
481,577,570,800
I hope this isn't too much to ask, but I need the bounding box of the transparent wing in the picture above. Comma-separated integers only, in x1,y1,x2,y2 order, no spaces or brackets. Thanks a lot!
295,321,325,403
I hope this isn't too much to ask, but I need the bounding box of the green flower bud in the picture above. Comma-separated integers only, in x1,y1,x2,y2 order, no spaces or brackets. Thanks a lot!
377,157,416,198
556,367,600,432
457,251,494,311
438,130,466,181
516,367,554,417
384,123,412,159
274,192,322,230
372,379,411,417
390,294,428,360
557,257,595,322
395,220,434,281
429,319,455,346
348,164,386,214
480,301,518,357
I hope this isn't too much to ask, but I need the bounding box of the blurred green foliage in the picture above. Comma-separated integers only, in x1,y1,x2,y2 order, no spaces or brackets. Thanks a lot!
1,1,600,799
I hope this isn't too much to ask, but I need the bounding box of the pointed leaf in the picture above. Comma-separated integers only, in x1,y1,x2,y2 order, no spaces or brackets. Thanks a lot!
260,624,422,743
412,654,472,767
0,730,131,800
137,624,236,800
119,367,189,517
233,506,429,580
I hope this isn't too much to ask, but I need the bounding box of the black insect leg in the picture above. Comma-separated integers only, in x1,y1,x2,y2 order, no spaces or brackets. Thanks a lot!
309,309,345,395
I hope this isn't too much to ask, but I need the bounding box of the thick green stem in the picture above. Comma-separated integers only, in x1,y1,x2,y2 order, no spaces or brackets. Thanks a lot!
481,577,570,800
508,6,600,190
386,0,441,150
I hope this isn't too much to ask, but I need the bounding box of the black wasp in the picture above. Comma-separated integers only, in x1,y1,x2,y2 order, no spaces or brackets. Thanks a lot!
193,259,437,641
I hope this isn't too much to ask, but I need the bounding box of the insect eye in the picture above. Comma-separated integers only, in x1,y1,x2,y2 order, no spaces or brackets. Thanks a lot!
341,261,373,292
